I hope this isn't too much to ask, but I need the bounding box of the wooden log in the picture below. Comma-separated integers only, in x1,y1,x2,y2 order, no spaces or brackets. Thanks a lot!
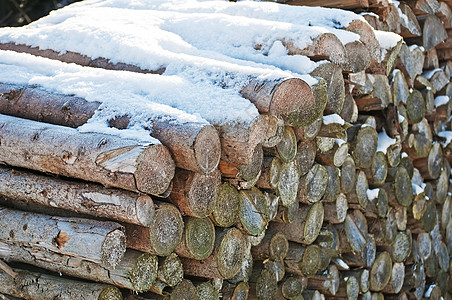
347,124,379,169
151,253,184,291
323,193,348,224
0,206,125,267
381,262,405,294
221,143,262,189
262,115,285,148
316,139,349,167
251,231,289,262
298,164,328,204
368,36,403,77
437,2,452,27
406,89,426,124
221,282,249,300
169,169,221,218
295,140,316,176
285,243,323,277
275,126,298,163
413,142,443,179
369,251,392,292
228,249,253,284
0,242,158,292
248,268,278,300
0,82,220,174
0,268,123,300
179,227,247,279
294,116,323,141
364,151,388,187
354,75,392,111
306,264,340,296
279,276,307,299
284,33,348,69
322,166,340,202
210,182,239,228
340,92,359,124
424,48,440,70
255,156,281,190
397,43,425,87
376,3,402,33
344,19,381,65
348,170,369,209
0,114,174,196
277,160,300,207
391,69,410,106
175,217,215,260
311,62,345,114
0,165,155,226
270,202,324,245
406,0,441,15
125,202,184,256
403,118,433,159
399,3,423,37
195,282,220,300
238,187,269,236
341,155,357,194
406,15,448,50
344,40,372,73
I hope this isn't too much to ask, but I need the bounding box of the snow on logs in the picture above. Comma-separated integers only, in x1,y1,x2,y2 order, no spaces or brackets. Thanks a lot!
0,0,452,299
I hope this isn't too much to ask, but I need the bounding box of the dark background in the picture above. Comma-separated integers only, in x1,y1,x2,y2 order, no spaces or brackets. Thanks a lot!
0,0,81,27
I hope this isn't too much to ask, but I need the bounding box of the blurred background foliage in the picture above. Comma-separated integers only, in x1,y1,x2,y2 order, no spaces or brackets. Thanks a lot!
0,0,81,27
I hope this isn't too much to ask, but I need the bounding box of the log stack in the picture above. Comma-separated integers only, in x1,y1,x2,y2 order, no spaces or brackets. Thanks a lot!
0,0,451,299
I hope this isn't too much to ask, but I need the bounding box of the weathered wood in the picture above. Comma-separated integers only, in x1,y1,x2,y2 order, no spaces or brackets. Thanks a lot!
262,115,285,148
238,187,269,236
307,264,340,296
347,124,379,169
341,155,357,194
220,145,261,187
397,43,425,87
316,139,349,168
399,3,422,37
0,206,125,267
0,166,155,226
344,19,381,64
0,242,158,292
180,227,247,279
323,193,348,224
354,75,392,111
368,37,403,76
221,282,249,300
169,169,221,218
251,231,289,262
210,182,239,228
298,164,328,204
340,92,359,124
344,40,372,73
370,251,392,292
364,151,388,187
0,83,220,174
277,160,300,207
175,217,215,260
294,117,323,141
406,0,441,15
348,170,369,208
295,140,316,176
311,62,345,114
0,113,175,195
285,243,323,277
270,202,324,245
406,15,448,50
403,118,433,159
413,142,443,179
0,268,123,300
125,202,184,256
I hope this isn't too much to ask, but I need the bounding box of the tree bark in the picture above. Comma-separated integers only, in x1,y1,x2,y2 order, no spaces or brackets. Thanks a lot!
0,206,125,268
0,114,174,196
0,165,155,226
0,82,220,174
0,268,123,300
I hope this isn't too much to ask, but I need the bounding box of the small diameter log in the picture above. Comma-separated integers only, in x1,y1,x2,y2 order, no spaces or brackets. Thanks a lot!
229,250,253,284
407,15,448,50
251,231,289,262
294,117,323,141
0,82,220,174
298,164,328,204
0,114,174,196
238,187,269,236
413,142,443,180
348,171,369,209
316,139,349,167
285,243,322,277
0,165,155,226
347,124,378,169
306,264,340,296
0,268,122,300
391,69,410,105
287,78,328,127
175,217,215,260
344,210,369,253
370,251,393,292
280,276,307,299
398,3,422,37
311,62,345,114
262,115,285,148
392,166,414,207
397,43,425,87
169,169,221,218
195,282,220,300
267,126,297,163
219,144,263,189
240,77,315,119
295,139,316,176
340,92,358,124
221,282,249,300
0,206,125,267
364,151,388,187
180,227,247,279
424,48,439,70
256,156,281,190
323,193,348,224
322,166,340,202
248,268,278,300
269,202,324,245
210,182,239,228
390,231,412,263
277,160,300,207
406,89,426,123
125,202,183,256
0,242,158,292
152,253,184,291
354,75,392,111
344,19,380,64
403,118,433,159
368,37,403,77
341,155,356,194
341,269,370,294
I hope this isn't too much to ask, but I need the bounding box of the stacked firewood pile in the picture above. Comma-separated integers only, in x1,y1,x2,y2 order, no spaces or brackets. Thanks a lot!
0,0,451,299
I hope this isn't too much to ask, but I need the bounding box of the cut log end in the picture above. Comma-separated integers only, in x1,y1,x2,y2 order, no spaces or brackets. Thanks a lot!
129,253,158,292
170,280,198,300
184,217,215,260
216,228,247,279
101,229,126,268
98,286,124,300
149,203,184,256
135,144,175,195
211,183,239,228
160,253,184,287
270,78,314,117
194,125,221,174
370,251,392,292
136,195,156,227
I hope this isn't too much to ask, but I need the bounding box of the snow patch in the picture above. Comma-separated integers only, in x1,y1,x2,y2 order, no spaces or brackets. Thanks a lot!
377,129,396,154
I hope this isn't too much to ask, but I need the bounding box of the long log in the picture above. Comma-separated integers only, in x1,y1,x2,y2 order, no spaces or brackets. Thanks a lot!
0,206,125,267
0,82,220,174
0,242,158,292
0,268,123,300
0,113,174,196
0,165,155,226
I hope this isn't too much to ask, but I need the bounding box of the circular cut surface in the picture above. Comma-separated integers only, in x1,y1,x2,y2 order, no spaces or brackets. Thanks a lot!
149,203,184,256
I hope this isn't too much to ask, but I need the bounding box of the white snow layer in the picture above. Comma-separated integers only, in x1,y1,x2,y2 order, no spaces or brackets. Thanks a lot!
323,114,345,125
438,131,452,146
435,96,450,107
367,188,380,201
374,30,402,50
377,129,396,154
